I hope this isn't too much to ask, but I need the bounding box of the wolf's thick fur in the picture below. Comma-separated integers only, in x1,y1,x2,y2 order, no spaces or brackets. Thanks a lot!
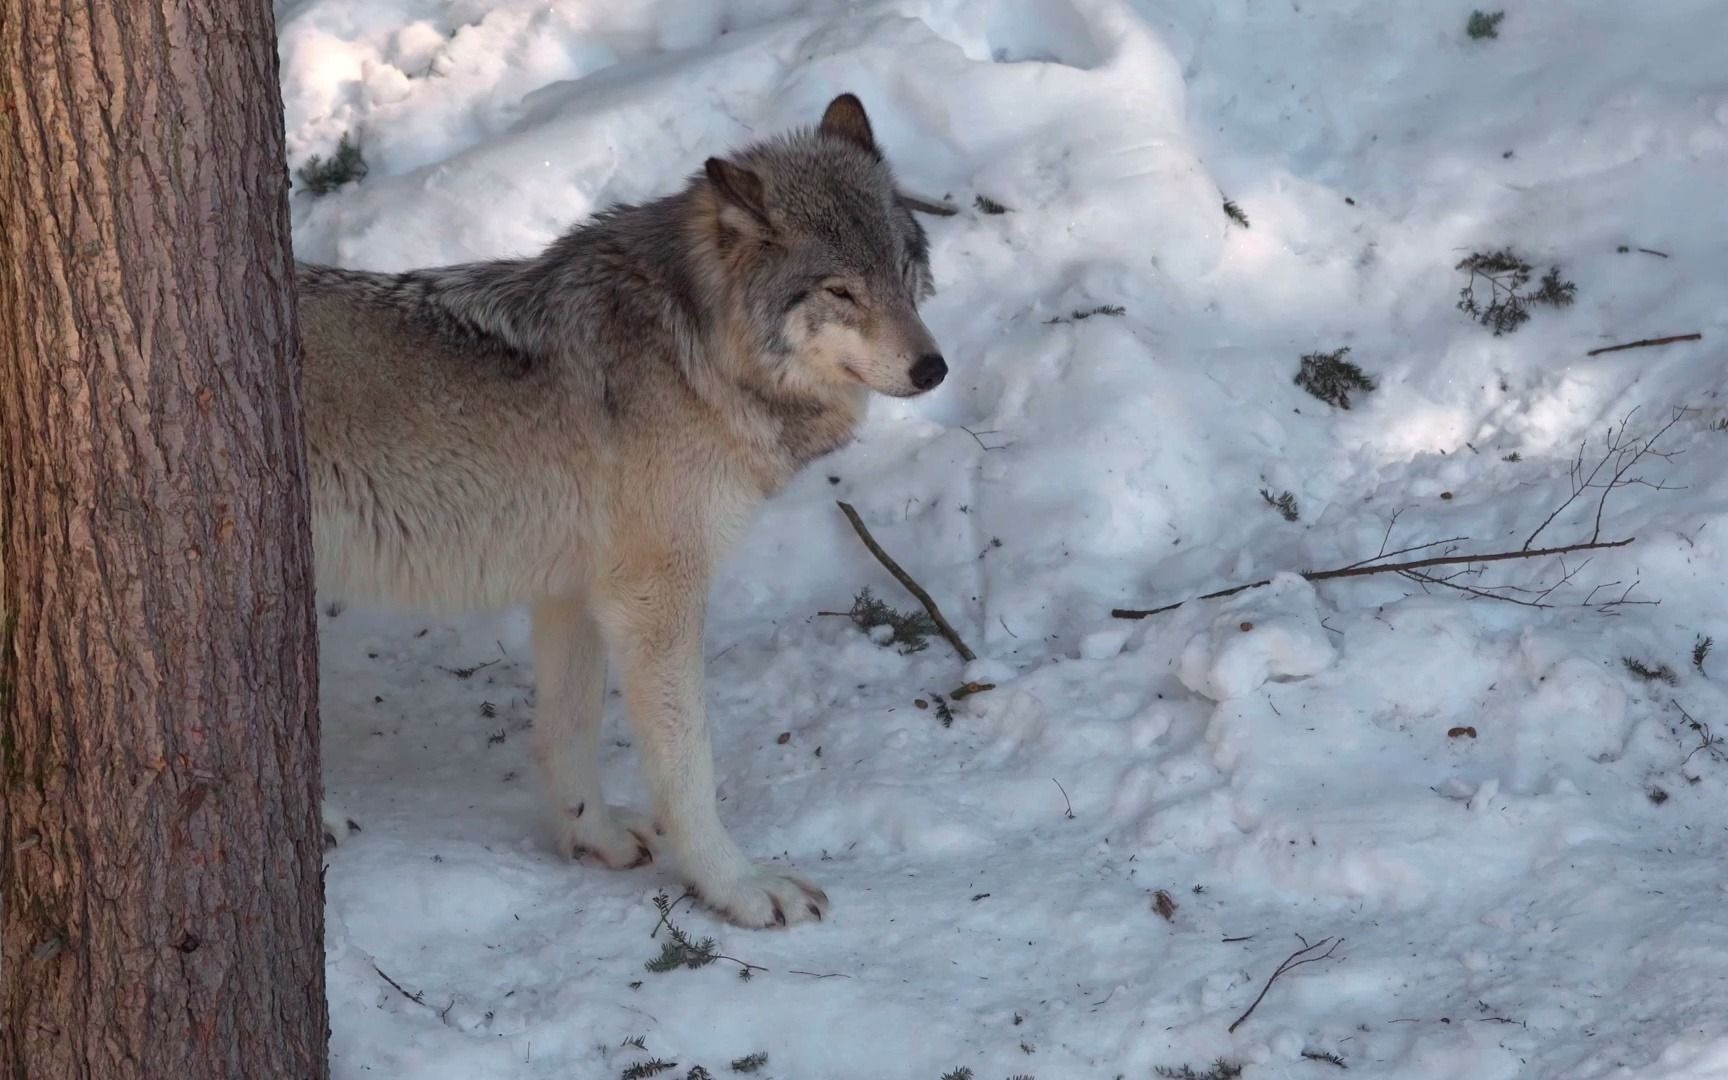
300,96,944,927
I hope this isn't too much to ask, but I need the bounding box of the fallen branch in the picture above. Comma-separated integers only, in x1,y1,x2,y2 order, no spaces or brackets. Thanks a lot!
1228,935,1344,1034
1118,409,1681,619
836,501,976,661
1586,333,1700,357
1112,537,1633,619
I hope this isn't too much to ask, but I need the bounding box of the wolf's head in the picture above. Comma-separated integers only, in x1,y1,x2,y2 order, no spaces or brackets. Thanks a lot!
700,94,947,399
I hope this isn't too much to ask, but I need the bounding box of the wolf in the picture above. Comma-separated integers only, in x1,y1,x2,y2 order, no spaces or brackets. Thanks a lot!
298,95,948,928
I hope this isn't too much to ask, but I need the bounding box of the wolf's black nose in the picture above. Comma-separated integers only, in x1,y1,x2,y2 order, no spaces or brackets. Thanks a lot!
910,353,947,391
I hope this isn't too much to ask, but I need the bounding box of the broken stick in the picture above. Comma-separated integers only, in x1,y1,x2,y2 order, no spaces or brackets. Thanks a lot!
1586,333,1701,357
836,501,976,662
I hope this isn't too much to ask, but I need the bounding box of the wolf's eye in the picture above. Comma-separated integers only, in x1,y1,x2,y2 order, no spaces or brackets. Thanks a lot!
825,285,855,302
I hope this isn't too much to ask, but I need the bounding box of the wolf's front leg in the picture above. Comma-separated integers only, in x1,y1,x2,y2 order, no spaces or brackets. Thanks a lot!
596,569,828,928
531,596,655,869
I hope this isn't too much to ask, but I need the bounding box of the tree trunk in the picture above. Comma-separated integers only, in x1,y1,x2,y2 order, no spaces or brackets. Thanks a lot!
0,2,326,1077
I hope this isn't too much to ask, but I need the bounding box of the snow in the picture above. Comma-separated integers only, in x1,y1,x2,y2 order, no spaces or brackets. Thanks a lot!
1177,573,1336,701
281,1,1728,1076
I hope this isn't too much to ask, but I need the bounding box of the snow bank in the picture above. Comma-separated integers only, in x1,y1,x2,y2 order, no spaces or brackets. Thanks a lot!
1178,573,1336,700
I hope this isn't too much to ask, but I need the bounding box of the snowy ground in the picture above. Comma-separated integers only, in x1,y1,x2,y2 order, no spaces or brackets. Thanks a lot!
279,1,1728,1076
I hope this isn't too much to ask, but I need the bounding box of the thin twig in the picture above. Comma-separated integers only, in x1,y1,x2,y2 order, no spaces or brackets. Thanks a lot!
1051,778,1075,819
1586,333,1700,357
1119,412,1683,618
1400,569,1551,607
1588,410,1685,545
1112,537,1634,619
961,426,1006,451
1336,535,1470,572
651,890,697,939
789,970,853,979
1228,936,1344,1034
373,964,440,1013
836,501,976,661
713,954,770,977
1523,408,1684,550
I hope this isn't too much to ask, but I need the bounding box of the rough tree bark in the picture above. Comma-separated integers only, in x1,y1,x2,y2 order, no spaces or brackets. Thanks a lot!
0,2,326,1077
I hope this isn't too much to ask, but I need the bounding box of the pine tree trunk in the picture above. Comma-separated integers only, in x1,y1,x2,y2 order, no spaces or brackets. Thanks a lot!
0,2,326,1077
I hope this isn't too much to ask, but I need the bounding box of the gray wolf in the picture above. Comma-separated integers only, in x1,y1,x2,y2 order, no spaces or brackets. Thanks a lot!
298,95,947,928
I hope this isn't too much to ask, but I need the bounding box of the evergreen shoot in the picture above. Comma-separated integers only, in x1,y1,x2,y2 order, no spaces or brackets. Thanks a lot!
1044,304,1126,325
730,1053,769,1073
1154,1062,1243,1080
1259,488,1300,522
847,587,938,654
296,132,369,195
931,692,955,728
1467,10,1505,39
1623,657,1678,685
1294,347,1376,409
644,892,719,973
1455,249,1576,334
1222,199,1250,227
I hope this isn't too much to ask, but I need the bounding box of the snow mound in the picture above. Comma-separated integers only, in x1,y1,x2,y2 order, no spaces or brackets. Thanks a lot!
1178,572,1337,700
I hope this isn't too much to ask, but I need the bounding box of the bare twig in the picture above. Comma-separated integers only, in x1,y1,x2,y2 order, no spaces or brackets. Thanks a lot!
711,953,770,978
961,426,1007,451
1586,333,1700,357
373,963,442,1014
836,501,975,661
1228,936,1344,1034
1112,537,1633,619
1117,410,1682,619
898,193,959,216
1587,412,1685,545
1337,534,1470,572
1589,578,1659,613
1051,778,1075,819
437,658,498,679
1400,569,1551,607
1523,408,1683,550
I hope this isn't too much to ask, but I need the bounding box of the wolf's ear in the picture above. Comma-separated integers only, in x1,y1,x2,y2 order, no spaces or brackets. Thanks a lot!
819,93,879,158
705,156,770,228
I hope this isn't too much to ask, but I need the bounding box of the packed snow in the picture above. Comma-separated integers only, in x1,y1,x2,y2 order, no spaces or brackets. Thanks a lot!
278,1,1728,1076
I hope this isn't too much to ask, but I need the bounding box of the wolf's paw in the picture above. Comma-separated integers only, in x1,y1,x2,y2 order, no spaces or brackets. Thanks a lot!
695,866,828,929
558,805,656,870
